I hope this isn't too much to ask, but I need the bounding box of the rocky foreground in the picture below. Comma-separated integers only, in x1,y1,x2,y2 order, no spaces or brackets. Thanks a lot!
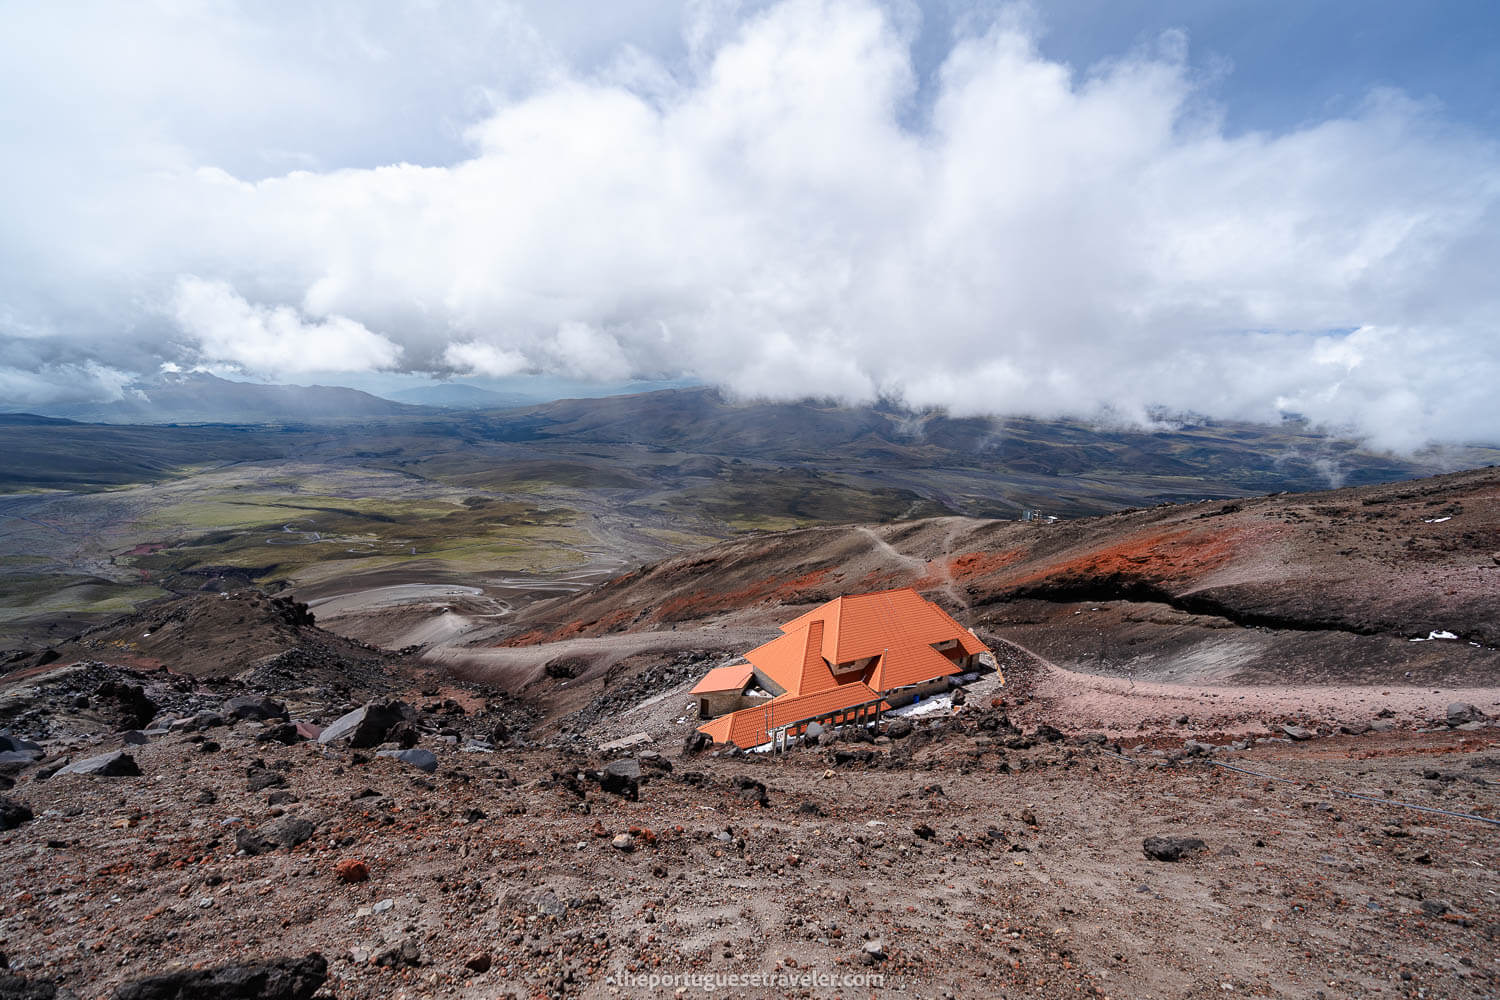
1,658,1497,1000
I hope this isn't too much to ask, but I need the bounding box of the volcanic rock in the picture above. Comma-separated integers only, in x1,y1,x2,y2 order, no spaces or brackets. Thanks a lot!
0,734,42,759
317,701,410,749
593,758,641,800
259,815,315,849
377,748,437,773
226,696,287,722
0,797,33,831
94,681,157,729
0,971,69,1000
234,827,273,856
1142,836,1208,862
1447,703,1486,726
255,723,306,745
384,721,420,748
374,939,420,969
57,752,141,777
734,776,769,806
110,953,326,1000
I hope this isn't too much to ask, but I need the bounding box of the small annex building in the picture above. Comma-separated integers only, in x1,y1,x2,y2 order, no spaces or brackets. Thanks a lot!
694,587,996,750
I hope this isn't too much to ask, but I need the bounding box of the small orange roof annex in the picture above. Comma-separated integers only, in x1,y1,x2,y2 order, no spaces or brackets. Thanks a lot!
689,662,754,695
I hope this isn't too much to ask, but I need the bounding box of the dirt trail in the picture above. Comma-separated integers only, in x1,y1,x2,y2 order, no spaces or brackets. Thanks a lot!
423,625,776,690
857,521,968,610
1024,657,1500,733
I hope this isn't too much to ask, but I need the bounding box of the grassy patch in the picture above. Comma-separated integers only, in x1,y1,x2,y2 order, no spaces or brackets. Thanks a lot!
0,573,168,619
125,492,586,586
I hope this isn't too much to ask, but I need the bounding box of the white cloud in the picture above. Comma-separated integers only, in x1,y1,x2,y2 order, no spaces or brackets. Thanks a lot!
0,362,134,407
171,277,403,375
443,340,529,377
0,0,1497,450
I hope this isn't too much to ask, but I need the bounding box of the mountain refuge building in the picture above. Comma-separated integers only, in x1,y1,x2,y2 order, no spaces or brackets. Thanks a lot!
691,587,997,750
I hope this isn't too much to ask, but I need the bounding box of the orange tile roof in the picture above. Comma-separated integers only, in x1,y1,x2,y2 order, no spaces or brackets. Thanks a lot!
743,628,807,694
782,587,989,665
689,662,754,695
694,587,993,749
696,682,888,749
866,640,963,691
743,620,837,695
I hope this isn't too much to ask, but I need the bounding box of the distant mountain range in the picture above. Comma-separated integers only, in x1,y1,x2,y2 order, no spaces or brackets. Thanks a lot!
7,372,424,424
381,383,533,410
2,383,1496,517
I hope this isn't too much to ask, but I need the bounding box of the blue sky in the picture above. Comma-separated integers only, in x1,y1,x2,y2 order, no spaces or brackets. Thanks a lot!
1013,0,1500,135
0,0,1497,448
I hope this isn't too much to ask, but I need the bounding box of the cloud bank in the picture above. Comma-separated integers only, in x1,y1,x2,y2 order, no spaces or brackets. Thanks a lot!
1,0,1497,450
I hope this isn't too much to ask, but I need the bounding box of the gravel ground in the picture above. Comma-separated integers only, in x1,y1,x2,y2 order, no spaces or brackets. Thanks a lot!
2,700,1496,1000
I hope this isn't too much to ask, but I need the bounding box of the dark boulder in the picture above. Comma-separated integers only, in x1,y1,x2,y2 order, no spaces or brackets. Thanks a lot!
377,748,437,773
1448,703,1487,726
0,971,68,999
1142,836,1208,862
374,939,421,969
0,796,34,831
259,815,316,849
0,733,43,758
317,701,411,749
640,752,673,772
234,827,273,856
255,723,306,746
94,681,157,729
384,721,420,749
57,752,141,777
226,696,287,722
885,719,913,740
593,759,640,800
543,657,586,679
734,776,769,807
111,953,326,1000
